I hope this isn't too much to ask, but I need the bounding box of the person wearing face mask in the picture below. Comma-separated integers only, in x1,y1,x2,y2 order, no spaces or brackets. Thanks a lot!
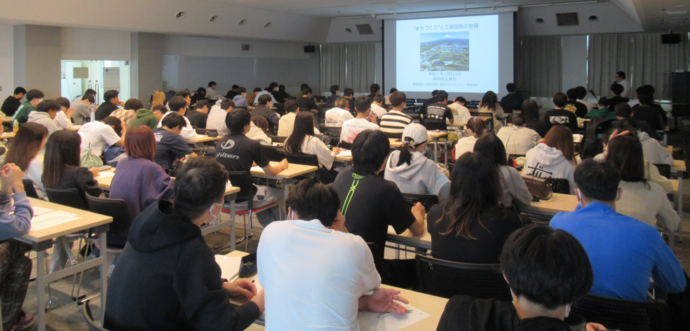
104,157,264,331
257,178,410,330
384,123,450,202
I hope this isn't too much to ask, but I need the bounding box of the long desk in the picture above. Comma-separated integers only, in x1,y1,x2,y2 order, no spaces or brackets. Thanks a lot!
226,250,448,330
389,138,404,149
187,134,222,147
250,163,319,218
15,198,112,331
1,116,12,123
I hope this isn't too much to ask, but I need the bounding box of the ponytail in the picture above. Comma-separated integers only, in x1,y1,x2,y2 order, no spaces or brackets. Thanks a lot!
397,137,426,166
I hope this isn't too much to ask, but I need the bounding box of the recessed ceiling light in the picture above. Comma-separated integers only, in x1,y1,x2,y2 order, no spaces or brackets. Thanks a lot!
345,28,352,33
239,19,247,25
264,22,272,28
536,18,544,23
210,15,218,22
665,10,688,15
175,11,186,19
588,15,598,21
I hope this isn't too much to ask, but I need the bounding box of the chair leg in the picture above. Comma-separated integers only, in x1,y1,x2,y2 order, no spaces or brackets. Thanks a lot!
245,212,251,252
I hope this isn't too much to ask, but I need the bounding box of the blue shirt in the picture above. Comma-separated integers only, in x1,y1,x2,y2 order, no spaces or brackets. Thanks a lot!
233,95,248,108
551,202,686,301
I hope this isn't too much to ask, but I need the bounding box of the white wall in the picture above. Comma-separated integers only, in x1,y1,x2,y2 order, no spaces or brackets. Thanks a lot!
561,35,588,92
61,28,131,61
163,35,310,59
0,24,14,96
326,18,383,43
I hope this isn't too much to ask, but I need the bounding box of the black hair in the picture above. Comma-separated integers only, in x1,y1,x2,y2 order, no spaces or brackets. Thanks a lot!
84,89,97,96
232,84,239,90
343,88,354,97
355,96,372,114
221,98,235,110
575,86,587,100
124,98,144,110
208,81,217,88
454,96,466,104
284,112,316,156
474,134,508,166
614,103,632,117
55,97,71,109
161,112,186,130
552,93,568,108
574,160,620,201
168,96,187,112
236,87,246,94
301,86,312,96
330,85,340,95
195,100,209,110
435,91,449,103
279,85,285,90
506,83,517,93
390,88,398,94
397,127,426,166
36,100,60,113
373,94,385,104
226,109,251,134
610,83,624,96
152,105,168,115
253,87,262,93
637,90,654,105
81,95,95,103
104,90,119,103
13,87,26,95
352,130,390,175
284,100,299,113
269,82,278,89
431,90,439,97
174,157,228,221
175,90,191,99
521,100,540,124
501,224,593,310
616,71,626,80
598,97,608,106
369,83,380,94
642,84,655,96
286,178,340,227
566,88,578,100
26,89,45,102
196,87,206,96
390,92,407,108
258,94,272,105
511,113,525,126
480,91,498,111
102,116,123,135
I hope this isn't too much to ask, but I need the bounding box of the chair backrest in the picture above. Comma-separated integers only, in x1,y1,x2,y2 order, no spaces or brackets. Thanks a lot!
22,179,39,199
226,171,255,210
572,294,670,331
415,255,512,300
285,153,319,167
338,141,353,150
260,145,286,162
268,135,286,143
508,154,526,161
653,164,671,179
402,193,438,213
545,178,570,194
85,194,132,249
45,187,87,210
83,300,109,331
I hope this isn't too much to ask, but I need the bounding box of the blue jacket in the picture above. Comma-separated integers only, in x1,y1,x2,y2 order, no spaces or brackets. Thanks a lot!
551,202,686,301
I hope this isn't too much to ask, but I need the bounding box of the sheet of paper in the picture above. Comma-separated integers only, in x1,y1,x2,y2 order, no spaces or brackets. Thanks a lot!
226,180,233,191
197,135,209,139
250,166,263,172
32,206,53,216
97,172,115,178
30,211,80,231
572,134,583,143
338,150,352,157
357,304,430,331
215,255,242,280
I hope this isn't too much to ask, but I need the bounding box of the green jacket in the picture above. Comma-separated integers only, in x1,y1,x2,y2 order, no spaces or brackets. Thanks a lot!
13,101,36,125
584,107,617,120
129,109,159,129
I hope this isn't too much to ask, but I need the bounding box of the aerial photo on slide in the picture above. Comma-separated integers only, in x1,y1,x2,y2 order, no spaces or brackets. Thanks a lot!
420,32,469,71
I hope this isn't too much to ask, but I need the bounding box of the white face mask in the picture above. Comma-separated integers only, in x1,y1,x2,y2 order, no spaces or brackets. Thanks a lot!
209,202,222,221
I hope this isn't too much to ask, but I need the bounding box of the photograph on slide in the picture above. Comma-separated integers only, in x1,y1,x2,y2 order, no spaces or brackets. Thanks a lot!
419,32,469,72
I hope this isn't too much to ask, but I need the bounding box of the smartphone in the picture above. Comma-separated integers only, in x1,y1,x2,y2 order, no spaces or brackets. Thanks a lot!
531,195,540,203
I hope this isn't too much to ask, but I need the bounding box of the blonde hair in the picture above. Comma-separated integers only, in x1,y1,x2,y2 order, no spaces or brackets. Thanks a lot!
151,91,166,110
335,97,349,110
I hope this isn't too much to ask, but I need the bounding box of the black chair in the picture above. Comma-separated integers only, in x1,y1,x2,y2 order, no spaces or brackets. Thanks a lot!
572,294,670,331
83,300,108,331
195,128,207,135
338,141,353,150
268,135,287,143
654,164,672,179
545,178,570,194
415,255,512,300
384,131,403,139
319,124,342,137
402,193,438,213
22,179,39,199
45,187,87,210
84,194,132,249
260,145,286,162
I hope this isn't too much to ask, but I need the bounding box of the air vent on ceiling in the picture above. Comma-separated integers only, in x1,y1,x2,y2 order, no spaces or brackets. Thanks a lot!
556,13,579,26
356,24,374,35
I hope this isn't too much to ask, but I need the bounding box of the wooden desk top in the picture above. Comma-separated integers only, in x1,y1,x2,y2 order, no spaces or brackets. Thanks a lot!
95,171,240,196
389,138,404,148
335,151,353,162
68,125,81,131
672,160,686,173
187,135,222,144
226,251,448,331
18,198,112,243
251,162,318,179
671,179,679,195
1,132,15,139
1,116,12,122
521,193,579,215
427,131,448,138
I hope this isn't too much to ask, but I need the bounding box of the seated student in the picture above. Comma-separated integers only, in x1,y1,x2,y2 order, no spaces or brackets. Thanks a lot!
631,89,665,131
157,96,197,140
620,119,673,165
277,100,300,137
79,116,126,159
385,88,397,105
71,94,95,125
3,123,48,199
324,97,354,128
447,96,472,124
154,113,197,173
112,98,143,128
1,87,26,117
367,83,381,100
325,85,339,107
611,103,660,140
340,96,379,144
215,109,288,226
566,88,588,118
207,99,234,136
54,97,75,129
474,134,532,209
550,160,686,303
13,89,44,126
343,88,356,114
369,95,388,120
95,90,123,121
499,83,523,113
544,92,577,132
428,152,523,263
605,134,679,231
27,99,62,136
250,94,280,133
248,115,272,145
576,86,593,111
379,92,412,136
521,99,549,138
437,225,606,331
525,125,578,194
258,178,409,330
584,97,617,120
0,163,35,331
496,114,540,157
384,123,450,202
245,88,261,107
332,130,426,288
109,126,174,220
206,81,218,101
284,112,340,184
253,84,279,104
478,91,504,131
130,104,166,129
424,90,454,131
419,90,438,118
454,118,487,160
606,82,630,112
185,100,209,129
104,157,264,331
296,86,318,112
232,87,248,109
42,130,103,273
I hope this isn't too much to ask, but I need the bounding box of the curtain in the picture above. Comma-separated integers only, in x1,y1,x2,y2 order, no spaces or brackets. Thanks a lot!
320,43,376,93
515,36,563,98
588,33,690,100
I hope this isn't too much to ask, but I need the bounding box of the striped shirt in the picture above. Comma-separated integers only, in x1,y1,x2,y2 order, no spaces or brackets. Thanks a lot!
380,110,412,134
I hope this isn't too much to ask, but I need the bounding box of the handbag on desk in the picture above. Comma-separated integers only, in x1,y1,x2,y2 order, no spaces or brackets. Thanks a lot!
525,175,553,200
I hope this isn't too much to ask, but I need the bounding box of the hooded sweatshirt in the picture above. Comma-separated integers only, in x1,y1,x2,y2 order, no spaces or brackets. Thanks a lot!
129,108,160,129
384,150,450,202
13,100,36,125
104,200,261,331
27,111,60,136
638,131,673,165
525,143,577,194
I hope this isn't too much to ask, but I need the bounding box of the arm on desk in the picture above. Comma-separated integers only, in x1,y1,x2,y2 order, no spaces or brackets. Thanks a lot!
0,164,32,237
408,203,426,236
359,288,409,314
262,159,288,177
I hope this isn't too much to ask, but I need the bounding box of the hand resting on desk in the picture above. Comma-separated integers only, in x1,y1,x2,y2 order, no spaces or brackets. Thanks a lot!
358,288,409,315
224,279,266,312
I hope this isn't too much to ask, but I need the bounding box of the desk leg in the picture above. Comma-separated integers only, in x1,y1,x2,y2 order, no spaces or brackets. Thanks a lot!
678,171,684,243
37,250,46,331
433,138,439,164
444,139,448,169
230,200,236,252
99,234,108,326
281,180,289,220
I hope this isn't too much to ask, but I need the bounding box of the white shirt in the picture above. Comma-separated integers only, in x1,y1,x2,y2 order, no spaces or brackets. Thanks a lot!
379,110,412,134
325,107,354,127
55,110,71,129
278,112,297,137
206,105,229,136
25,156,46,199
246,122,272,145
258,219,380,331
455,136,478,160
253,90,277,104
297,136,336,170
157,111,198,140
496,126,540,157
447,103,472,124
78,121,121,156
340,118,379,143
206,88,217,100
370,103,387,120
619,79,631,98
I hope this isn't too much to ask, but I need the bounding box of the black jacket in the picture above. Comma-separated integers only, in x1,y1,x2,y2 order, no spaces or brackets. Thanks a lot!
1,96,21,117
185,109,208,129
47,165,103,207
500,94,523,113
95,103,119,121
105,200,260,331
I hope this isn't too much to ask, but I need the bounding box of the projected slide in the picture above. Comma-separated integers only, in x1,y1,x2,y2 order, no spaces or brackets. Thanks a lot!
396,15,499,93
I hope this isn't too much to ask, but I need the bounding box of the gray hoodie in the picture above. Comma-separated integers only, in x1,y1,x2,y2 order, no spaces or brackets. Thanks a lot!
27,111,60,136
384,150,450,202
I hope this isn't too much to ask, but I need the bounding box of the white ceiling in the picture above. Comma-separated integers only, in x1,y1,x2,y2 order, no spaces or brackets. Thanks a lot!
631,0,690,32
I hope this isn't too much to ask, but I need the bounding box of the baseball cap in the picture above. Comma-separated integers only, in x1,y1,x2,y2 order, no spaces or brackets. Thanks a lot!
402,123,428,145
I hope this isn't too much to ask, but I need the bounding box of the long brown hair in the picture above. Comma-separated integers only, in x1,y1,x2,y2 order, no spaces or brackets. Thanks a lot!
543,125,576,164
480,91,498,112
3,123,48,171
42,130,82,188
151,91,165,110
125,125,156,161
284,112,315,155
466,117,486,138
